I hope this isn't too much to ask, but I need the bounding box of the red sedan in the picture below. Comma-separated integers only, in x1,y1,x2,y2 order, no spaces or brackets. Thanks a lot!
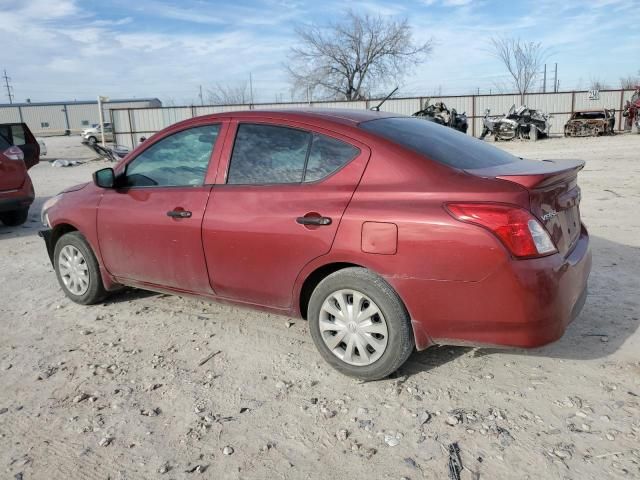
40,110,591,380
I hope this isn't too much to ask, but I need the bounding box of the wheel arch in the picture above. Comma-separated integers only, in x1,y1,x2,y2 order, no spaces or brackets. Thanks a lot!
46,222,120,292
298,262,364,320
45,222,79,262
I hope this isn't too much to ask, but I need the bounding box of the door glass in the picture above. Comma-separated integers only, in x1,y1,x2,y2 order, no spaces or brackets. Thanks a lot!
304,135,359,182
10,125,26,146
227,124,310,184
125,125,220,187
0,126,10,149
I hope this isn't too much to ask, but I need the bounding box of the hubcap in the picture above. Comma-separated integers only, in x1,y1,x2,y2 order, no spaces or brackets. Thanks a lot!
319,289,388,366
58,245,90,296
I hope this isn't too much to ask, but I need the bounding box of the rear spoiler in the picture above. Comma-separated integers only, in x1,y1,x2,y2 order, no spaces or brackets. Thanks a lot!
466,158,585,189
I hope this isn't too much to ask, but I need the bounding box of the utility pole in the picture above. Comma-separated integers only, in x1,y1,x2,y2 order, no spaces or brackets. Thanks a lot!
198,85,204,106
543,64,547,93
2,69,14,104
249,72,254,105
553,63,558,93
97,95,109,147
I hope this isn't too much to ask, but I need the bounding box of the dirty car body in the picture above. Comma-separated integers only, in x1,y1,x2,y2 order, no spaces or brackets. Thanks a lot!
39,110,591,379
564,109,615,137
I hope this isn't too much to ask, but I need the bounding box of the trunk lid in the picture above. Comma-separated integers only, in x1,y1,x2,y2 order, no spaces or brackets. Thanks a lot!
466,158,585,256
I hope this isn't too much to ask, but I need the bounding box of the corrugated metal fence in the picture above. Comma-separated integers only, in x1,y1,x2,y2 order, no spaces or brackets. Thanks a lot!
112,89,636,149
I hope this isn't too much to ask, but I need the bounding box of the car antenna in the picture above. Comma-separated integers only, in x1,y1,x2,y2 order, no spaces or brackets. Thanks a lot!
370,86,399,111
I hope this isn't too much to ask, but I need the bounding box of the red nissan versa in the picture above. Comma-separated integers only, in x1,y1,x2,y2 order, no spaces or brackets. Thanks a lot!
0,123,39,226
39,110,591,380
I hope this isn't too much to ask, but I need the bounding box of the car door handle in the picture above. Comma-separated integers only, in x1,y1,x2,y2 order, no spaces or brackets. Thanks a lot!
296,216,332,226
167,209,192,218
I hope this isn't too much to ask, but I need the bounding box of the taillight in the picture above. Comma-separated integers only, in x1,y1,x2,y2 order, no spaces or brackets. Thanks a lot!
3,146,24,161
445,203,557,258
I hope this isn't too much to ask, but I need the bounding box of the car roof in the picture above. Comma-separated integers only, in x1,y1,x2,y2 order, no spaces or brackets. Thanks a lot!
192,108,400,127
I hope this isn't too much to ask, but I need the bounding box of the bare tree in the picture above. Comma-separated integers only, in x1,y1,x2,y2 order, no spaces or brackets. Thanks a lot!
589,78,609,91
207,82,251,105
489,37,545,104
287,12,432,101
620,75,639,90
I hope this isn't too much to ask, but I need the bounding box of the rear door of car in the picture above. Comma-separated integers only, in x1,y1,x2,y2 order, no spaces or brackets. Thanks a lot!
202,119,370,308
0,123,39,191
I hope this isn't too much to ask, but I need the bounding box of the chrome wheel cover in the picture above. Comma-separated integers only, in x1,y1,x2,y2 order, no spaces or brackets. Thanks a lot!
319,289,388,366
58,245,90,296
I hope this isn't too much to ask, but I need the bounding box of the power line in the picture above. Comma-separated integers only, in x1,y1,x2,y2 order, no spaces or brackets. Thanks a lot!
2,69,14,104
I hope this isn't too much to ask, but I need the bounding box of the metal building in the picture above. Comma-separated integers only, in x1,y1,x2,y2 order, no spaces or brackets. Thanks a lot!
0,98,161,136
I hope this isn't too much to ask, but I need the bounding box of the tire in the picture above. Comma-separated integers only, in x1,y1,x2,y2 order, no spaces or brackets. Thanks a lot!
308,267,414,381
0,208,29,226
54,231,107,305
88,136,97,144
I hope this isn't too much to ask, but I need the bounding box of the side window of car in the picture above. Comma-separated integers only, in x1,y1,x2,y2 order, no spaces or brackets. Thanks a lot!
10,125,26,146
304,135,360,182
125,124,220,187
227,124,311,184
0,126,10,149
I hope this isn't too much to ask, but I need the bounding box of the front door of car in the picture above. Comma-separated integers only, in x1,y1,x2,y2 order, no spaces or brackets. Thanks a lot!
202,121,370,308
97,122,226,293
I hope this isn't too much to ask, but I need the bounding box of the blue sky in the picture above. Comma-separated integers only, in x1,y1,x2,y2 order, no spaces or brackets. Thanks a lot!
1,0,638,104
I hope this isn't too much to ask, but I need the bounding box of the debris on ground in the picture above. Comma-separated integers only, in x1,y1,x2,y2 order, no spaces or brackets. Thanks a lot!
448,442,463,480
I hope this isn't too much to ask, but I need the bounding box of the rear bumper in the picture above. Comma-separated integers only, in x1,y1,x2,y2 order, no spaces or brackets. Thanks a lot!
0,195,34,213
0,176,34,213
394,226,592,350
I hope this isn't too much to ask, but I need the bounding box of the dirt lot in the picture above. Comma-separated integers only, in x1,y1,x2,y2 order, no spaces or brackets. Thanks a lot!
1,134,639,480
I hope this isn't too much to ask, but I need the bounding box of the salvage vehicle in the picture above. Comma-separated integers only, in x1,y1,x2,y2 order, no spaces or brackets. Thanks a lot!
413,101,468,134
0,122,39,226
480,105,550,141
564,109,615,137
39,110,591,380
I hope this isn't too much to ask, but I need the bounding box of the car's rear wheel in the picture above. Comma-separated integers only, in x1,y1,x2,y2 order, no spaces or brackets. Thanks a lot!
54,231,107,305
0,208,29,226
308,267,414,380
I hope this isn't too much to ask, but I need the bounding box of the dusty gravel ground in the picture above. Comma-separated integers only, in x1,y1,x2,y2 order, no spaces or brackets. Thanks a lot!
1,133,639,480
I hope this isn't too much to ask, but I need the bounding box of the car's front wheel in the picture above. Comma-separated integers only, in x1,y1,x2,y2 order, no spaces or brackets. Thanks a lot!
54,231,107,305
0,208,29,226
87,136,97,144
308,267,414,381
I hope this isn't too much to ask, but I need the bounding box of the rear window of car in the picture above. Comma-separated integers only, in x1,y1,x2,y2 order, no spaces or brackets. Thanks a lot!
360,117,521,169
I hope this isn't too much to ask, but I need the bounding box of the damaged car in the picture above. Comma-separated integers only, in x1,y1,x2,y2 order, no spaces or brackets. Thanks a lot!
564,109,615,137
413,101,468,134
480,105,551,141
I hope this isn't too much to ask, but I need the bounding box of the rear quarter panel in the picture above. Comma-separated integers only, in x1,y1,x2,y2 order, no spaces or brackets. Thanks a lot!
293,142,531,347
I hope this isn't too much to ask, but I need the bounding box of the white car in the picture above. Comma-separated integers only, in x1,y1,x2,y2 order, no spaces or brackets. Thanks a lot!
80,123,101,136
82,123,113,144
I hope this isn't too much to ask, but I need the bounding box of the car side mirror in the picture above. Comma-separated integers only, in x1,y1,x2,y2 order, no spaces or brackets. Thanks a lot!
93,167,115,188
